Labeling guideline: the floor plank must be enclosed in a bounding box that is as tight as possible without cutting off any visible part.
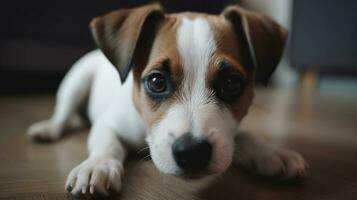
[0,88,356,199]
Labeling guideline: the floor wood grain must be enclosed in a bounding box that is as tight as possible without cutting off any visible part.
[0,88,356,199]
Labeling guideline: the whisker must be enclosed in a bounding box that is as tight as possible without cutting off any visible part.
[137,153,152,165]
[137,146,149,154]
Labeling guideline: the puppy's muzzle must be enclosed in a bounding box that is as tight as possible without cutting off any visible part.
[172,134,212,173]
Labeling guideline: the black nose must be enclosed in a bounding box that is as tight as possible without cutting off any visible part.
[172,134,212,171]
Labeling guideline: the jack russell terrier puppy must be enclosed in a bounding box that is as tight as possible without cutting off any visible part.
[28,3,307,197]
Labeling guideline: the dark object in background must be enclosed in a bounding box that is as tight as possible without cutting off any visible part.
[0,0,231,93]
[291,0,357,76]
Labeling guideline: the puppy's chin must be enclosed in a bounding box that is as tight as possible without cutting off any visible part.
[175,170,219,180]
[177,173,220,190]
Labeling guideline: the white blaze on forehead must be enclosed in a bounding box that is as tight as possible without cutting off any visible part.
[176,17,217,127]
[177,17,216,74]
[177,17,216,87]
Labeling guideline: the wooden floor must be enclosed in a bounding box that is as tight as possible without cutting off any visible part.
[1,87,357,200]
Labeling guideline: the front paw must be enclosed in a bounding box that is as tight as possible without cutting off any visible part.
[65,157,124,197]
[236,147,308,179]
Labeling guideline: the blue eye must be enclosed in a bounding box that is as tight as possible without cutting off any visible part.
[147,72,167,93]
[143,70,174,101]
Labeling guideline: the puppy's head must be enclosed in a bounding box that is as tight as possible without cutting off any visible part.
[90,3,287,177]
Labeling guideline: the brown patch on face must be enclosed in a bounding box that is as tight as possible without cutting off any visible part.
[229,83,254,121]
[132,15,185,129]
[206,15,252,81]
[202,15,254,122]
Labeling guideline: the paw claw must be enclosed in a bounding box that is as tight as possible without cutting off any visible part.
[65,158,123,197]
[90,185,94,194]
[82,185,87,194]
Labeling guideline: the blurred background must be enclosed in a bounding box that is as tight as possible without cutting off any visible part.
[1,0,357,93]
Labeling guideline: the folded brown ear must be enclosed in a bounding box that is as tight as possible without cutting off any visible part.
[90,3,164,83]
[221,5,287,85]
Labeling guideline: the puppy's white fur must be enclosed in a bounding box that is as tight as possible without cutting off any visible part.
[28,16,307,197]
[29,50,145,195]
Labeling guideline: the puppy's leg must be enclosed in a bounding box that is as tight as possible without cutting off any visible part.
[65,118,126,197]
[27,59,95,141]
[234,132,308,179]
